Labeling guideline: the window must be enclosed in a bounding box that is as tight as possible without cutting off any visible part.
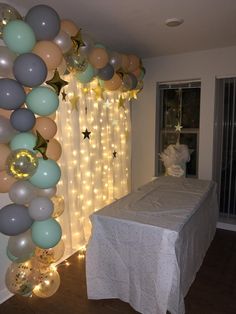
[156,81,201,177]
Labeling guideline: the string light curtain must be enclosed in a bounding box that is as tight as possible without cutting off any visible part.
[55,77,131,256]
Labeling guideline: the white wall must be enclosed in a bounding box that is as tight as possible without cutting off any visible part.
[0,194,13,302]
[0,1,27,304]
[131,45,236,190]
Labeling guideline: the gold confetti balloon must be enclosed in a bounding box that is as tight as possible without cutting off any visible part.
[0,3,22,38]
[6,149,38,180]
[34,240,65,266]
[5,260,40,296]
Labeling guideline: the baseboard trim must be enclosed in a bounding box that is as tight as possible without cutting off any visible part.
[217,222,236,232]
[0,288,12,304]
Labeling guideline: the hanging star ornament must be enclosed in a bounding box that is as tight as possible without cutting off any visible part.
[46,69,68,95]
[128,90,138,100]
[82,128,91,139]
[33,130,49,160]
[69,94,79,111]
[62,89,67,101]
[112,151,117,159]
[71,30,85,53]
[118,96,126,110]
[175,122,183,132]
[92,85,104,100]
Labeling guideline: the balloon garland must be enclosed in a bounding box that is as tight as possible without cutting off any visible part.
[0,3,145,298]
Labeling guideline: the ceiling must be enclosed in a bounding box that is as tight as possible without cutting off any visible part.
[10,0,236,58]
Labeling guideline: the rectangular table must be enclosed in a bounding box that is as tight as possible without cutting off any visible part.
[86,177,218,314]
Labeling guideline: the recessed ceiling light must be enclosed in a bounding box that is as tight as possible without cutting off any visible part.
[165,18,184,27]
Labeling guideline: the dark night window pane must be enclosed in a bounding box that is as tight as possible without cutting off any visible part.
[157,82,200,178]
[182,88,200,128]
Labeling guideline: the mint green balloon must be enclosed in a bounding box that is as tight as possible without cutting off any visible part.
[29,158,61,189]
[7,248,33,263]
[31,218,62,249]
[76,63,95,84]
[3,20,36,54]
[26,87,59,116]
[10,132,36,152]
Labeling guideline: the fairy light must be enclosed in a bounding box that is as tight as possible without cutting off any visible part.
[55,76,131,253]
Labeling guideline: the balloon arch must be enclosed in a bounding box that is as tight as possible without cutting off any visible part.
[0,3,145,298]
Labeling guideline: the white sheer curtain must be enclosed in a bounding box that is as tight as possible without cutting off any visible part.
[55,77,131,257]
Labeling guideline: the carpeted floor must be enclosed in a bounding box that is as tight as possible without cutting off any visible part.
[0,228,236,314]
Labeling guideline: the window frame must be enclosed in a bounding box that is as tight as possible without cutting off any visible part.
[155,81,201,178]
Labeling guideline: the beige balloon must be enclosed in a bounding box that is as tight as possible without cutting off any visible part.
[0,108,12,119]
[0,170,17,193]
[121,54,129,71]
[132,67,141,78]
[0,144,11,171]
[104,73,122,91]
[46,139,62,161]
[46,58,67,81]
[61,19,78,36]
[33,117,57,140]
[33,41,63,71]
[127,54,140,72]
[88,47,109,69]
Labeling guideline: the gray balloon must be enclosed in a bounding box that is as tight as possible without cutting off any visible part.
[0,204,33,236]
[7,229,35,258]
[13,53,47,87]
[9,181,37,205]
[0,78,26,110]
[0,46,16,78]
[36,186,57,198]
[98,64,114,81]
[25,5,60,41]
[109,51,122,71]
[10,108,36,132]
[28,196,54,221]
[54,30,72,54]
[0,115,16,143]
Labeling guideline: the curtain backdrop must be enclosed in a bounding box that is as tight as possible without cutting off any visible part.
[55,77,131,257]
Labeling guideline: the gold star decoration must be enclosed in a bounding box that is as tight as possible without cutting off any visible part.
[175,122,183,132]
[128,90,138,100]
[62,89,67,101]
[92,85,104,100]
[112,151,117,159]
[46,69,68,95]
[33,130,49,160]
[118,96,125,110]
[82,128,91,139]
[71,30,85,53]
[69,94,79,111]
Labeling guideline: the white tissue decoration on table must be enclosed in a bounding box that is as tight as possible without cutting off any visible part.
[160,142,190,177]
